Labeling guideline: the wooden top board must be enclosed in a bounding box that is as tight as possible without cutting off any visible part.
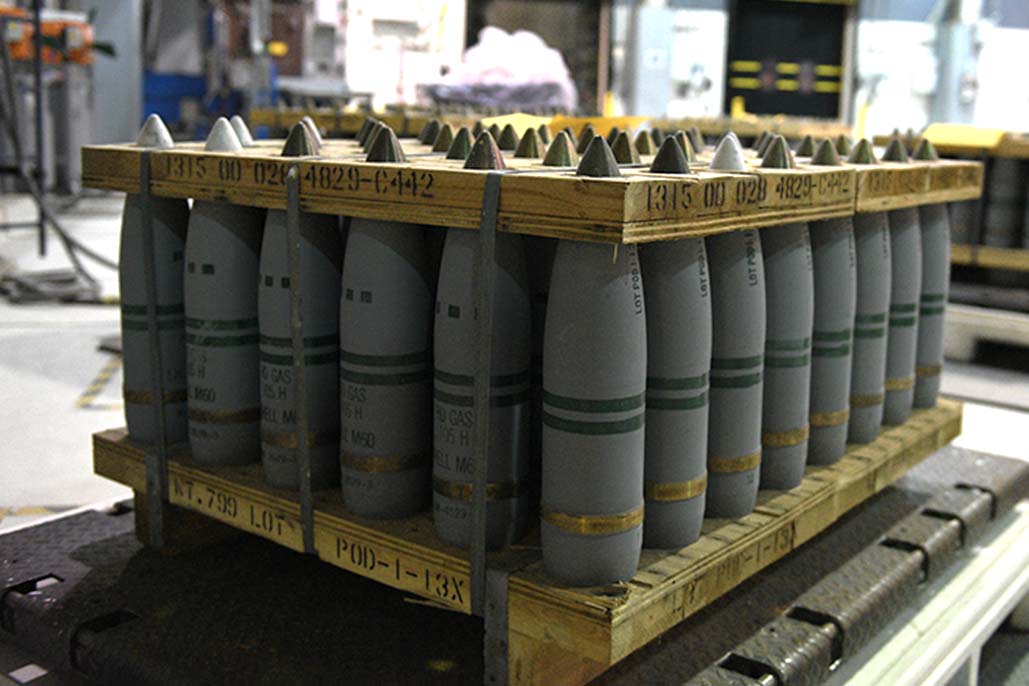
[873,125,1029,159]
[93,399,961,686]
[80,138,981,244]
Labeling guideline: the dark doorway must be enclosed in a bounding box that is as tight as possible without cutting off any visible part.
[724,0,846,117]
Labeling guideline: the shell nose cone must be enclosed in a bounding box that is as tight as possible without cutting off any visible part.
[230,115,255,147]
[810,138,842,166]
[463,131,507,170]
[649,136,690,174]
[708,134,748,172]
[760,135,794,169]
[205,117,243,153]
[136,113,175,149]
[366,126,407,163]
[576,137,621,178]
[281,122,318,157]
[847,138,878,165]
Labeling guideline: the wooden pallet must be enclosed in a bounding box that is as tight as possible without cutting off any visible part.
[657,115,852,141]
[873,128,1029,159]
[248,107,445,138]
[93,398,962,686]
[951,244,1029,272]
[80,140,980,243]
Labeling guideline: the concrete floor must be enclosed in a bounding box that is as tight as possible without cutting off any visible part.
[0,192,1026,532]
[0,193,128,530]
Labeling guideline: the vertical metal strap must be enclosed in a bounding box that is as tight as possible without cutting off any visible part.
[286,165,315,554]
[470,171,503,616]
[484,567,511,685]
[139,151,169,548]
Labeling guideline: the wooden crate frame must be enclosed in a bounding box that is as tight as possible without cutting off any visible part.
[81,141,981,243]
[93,399,962,686]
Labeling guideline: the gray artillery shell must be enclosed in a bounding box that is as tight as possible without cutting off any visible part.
[541,241,645,585]
[705,230,765,518]
[526,236,557,499]
[759,223,813,488]
[259,210,343,489]
[948,200,976,245]
[884,208,922,425]
[848,212,892,443]
[983,158,1027,247]
[433,228,531,549]
[183,201,263,464]
[120,194,190,444]
[639,238,710,548]
[339,219,433,518]
[808,217,857,464]
[914,204,950,407]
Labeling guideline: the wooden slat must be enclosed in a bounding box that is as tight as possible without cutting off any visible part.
[951,244,1029,273]
[93,430,475,613]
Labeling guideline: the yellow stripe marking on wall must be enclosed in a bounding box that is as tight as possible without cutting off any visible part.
[730,60,762,73]
[776,79,799,91]
[816,64,843,77]
[815,80,842,93]
[776,62,800,74]
[729,77,761,90]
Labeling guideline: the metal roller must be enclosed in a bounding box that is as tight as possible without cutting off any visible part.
[183,118,263,465]
[120,114,190,445]
[433,132,531,549]
[807,140,856,465]
[639,136,710,547]
[758,136,813,489]
[705,135,765,517]
[913,140,949,408]
[542,138,645,584]
[259,123,343,488]
[845,142,892,444]
[340,129,434,518]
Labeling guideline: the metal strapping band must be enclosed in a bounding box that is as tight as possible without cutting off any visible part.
[541,505,644,536]
[916,364,942,378]
[850,392,885,407]
[188,407,262,424]
[285,165,315,555]
[885,375,915,391]
[709,451,761,474]
[644,474,707,502]
[470,169,505,617]
[139,149,170,549]
[762,426,810,447]
[810,408,850,427]
[123,388,188,405]
[433,476,528,502]
[261,429,339,449]
[341,451,427,473]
